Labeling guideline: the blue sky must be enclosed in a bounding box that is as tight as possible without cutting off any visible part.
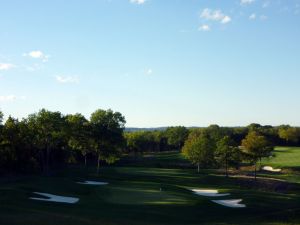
[0,0,300,127]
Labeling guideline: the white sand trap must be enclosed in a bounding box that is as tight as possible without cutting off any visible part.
[30,192,79,204]
[192,189,230,197]
[77,181,108,185]
[262,166,282,172]
[212,199,246,208]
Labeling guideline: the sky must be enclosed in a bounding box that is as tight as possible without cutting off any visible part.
[0,0,300,127]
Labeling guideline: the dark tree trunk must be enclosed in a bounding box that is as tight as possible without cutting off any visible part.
[254,163,257,181]
[259,157,262,169]
[39,150,45,173]
[44,145,50,176]
[84,154,87,166]
[97,153,100,174]
[225,158,228,178]
[197,163,200,173]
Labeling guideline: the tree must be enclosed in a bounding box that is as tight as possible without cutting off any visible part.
[90,109,126,174]
[215,136,241,177]
[27,109,66,175]
[165,126,189,150]
[206,124,225,142]
[278,126,299,144]
[0,116,20,171]
[241,131,273,180]
[66,114,92,166]
[125,131,146,156]
[182,130,215,172]
[0,111,3,124]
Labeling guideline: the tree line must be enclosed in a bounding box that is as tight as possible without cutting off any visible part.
[181,123,300,179]
[0,109,299,177]
[0,109,125,175]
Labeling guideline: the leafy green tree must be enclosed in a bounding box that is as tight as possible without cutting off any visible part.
[182,130,215,172]
[0,116,20,171]
[278,126,299,143]
[215,136,241,177]
[27,109,66,175]
[0,111,3,124]
[241,131,273,180]
[206,124,225,142]
[247,123,262,132]
[66,113,92,166]
[165,126,189,150]
[90,109,126,174]
[125,131,145,156]
[0,115,38,172]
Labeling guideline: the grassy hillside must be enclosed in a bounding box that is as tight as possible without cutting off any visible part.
[262,147,300,169]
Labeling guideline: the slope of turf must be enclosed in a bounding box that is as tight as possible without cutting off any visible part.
[262,147,300,169]
[0,165,300,225]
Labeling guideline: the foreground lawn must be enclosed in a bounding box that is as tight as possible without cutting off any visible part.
[0,166,300,225]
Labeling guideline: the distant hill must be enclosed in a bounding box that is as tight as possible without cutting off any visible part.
[125,127,168,132]
[125,126,201,132]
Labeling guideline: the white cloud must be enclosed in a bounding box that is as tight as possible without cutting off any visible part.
[0,95,26,102]
[221,16,231,24]
[200,8,232,24]
[260,15,268,20]
[55,75,79,84]
[249,13,256,20]
[23,50,50,62]
[198,24,211,31]
[25,63,43,72]
[262,1,270,8]
[145,69,153,75]
[0,63,15,71]
[240,0,255,5]
[130,0,146,4]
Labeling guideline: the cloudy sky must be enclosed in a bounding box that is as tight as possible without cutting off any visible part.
[1,0,300,127]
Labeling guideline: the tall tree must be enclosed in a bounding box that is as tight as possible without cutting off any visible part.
[182,130,215,172]
[0,111,3,124]
[278,126,299,144]
[66,113,92,166]
[241,131,273,180]
[27,109,66,175]
[215,136,241,177]
[90,109,126,174]
[1,116,20,171]
[165,126,189,150]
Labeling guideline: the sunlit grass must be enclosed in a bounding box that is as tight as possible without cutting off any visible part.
[262,147,300,168]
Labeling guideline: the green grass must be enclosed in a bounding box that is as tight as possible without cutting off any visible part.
[1,166,300,225]
[119,151,191,168]
[1,147,300,225]
[262,146,300,169]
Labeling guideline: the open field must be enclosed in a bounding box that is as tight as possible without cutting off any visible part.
[262,147,300,169]
[258,147,300,184]
[1,149,300,225]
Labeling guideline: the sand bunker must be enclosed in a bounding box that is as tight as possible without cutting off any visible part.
[262,166,282,172]
[77,181,108,185]
[30,192,79,204]
[192,189,230,197]
[212,199,246,208]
